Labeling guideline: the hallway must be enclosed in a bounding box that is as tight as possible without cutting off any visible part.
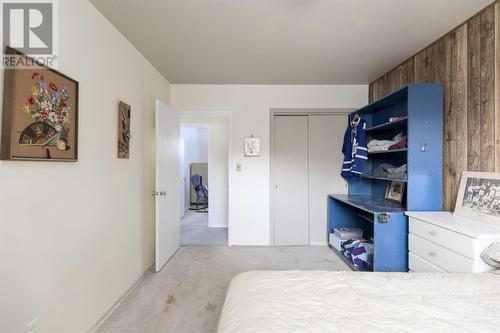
[181,211,228,246]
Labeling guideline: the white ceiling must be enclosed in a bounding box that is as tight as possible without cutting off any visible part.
[90,0,492,84]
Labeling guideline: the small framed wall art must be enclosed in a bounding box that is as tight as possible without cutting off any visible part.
[1,47,79,161]
[244,136,260,157]
[385,181,405,204]
[454,171,500,226]
[118,101,131,159]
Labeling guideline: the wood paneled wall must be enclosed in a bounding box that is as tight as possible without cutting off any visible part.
[369,2,500,211]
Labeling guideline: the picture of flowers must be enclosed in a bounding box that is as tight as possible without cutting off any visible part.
[1,48,79,161]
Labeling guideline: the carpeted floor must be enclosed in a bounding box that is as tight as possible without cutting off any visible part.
[181,212,228,246]
[97,246,350,333]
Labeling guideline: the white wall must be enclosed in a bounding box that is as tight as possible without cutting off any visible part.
[171,85,368,245]
[181,115,230,228]
[0,1,171,332]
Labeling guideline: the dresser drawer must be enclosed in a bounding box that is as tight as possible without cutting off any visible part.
[409,217,475,258]
[409,234,475,272]
[409,252,446,273]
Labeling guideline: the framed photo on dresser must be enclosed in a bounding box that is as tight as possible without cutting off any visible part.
[455,171,500,226]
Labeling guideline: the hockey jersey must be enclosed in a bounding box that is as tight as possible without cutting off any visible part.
[341,118,368,182]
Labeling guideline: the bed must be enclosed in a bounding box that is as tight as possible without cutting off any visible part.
[217,270,500,333]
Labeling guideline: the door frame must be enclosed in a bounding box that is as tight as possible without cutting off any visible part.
[178,110,233,241]
[269,108,353,246]
[180,122,211,221]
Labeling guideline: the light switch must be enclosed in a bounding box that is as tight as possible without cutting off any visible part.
[236,163,242,172]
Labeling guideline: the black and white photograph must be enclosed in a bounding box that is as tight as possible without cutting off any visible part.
[461,178,500,215]
[455,171,500,225]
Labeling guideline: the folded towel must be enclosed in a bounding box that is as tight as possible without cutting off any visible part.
[387,164,407,174]
[389,138,407,150]
[373,163,395,178]
[368,133,406,152]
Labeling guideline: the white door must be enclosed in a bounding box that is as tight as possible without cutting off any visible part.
[308,115,348,245]
[273,116,309,245]
[155,99,180,272]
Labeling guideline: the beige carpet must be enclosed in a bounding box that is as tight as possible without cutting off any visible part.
[181,212,228,246]
[97,246,350,333]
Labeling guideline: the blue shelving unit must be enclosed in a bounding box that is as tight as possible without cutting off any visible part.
[328,84,443,272]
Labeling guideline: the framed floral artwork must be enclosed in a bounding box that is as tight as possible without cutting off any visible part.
[244,136,260,157]
[1,47,79,161]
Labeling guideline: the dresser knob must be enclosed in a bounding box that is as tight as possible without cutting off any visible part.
[429,230,438,236]
[429,251,438,257]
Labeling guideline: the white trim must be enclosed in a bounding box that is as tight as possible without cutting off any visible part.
[357,155,368,160]
[89,263,155,332]
[310,241,328,246]
[357,146,368,151]
[351,170,362,174]
[179,110,232,242]
[209,224,229,229]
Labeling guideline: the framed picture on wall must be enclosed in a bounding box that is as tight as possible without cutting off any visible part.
[454,171,500,226]
[385,181,405,204]
[1,47,79,161]
[244,136,260,157]
[117,101,131,159]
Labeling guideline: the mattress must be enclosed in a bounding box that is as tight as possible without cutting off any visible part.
[217,270,500,333]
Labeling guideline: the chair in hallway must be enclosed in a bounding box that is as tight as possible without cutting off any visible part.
[190,174,208,213]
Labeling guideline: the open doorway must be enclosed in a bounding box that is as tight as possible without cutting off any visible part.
[180,115,229,246]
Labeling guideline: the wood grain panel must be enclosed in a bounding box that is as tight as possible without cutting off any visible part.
[452,25,469,211]
[496,3,500,172]
[467,14,481,172]
[368,2,497,210]
[415,43,438,83]
[442,31,457,211]
[480,7,496,172]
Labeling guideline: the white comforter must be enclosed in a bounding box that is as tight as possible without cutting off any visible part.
[217,270,500,333]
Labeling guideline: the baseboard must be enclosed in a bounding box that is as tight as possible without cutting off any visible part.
[209,224,228,228]
[310,241,328,246]
[88,262,154,332]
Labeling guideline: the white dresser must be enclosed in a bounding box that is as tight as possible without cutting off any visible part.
[406,211,500,273]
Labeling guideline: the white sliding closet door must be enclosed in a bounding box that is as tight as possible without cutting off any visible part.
[308,115,348,245]
[273,116,309,245]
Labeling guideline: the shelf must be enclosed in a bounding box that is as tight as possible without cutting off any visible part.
[354,212,375,223]
[329,194,405,213]
[361,175,408,183]
[368,148,408,155]
[366,116,408,133]
[329,246,372,272]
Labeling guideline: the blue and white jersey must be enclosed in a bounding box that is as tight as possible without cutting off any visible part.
[341,118,368,182]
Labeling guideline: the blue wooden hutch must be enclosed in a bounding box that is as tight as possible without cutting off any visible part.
[328,84,443,272]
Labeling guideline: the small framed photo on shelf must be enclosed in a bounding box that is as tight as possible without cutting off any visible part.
[244,136,260,157]
[385,181,405,203]
[454,171,500,226]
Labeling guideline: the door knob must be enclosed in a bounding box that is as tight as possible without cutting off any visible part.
[159,191,167,196]
[152,191,159,196]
